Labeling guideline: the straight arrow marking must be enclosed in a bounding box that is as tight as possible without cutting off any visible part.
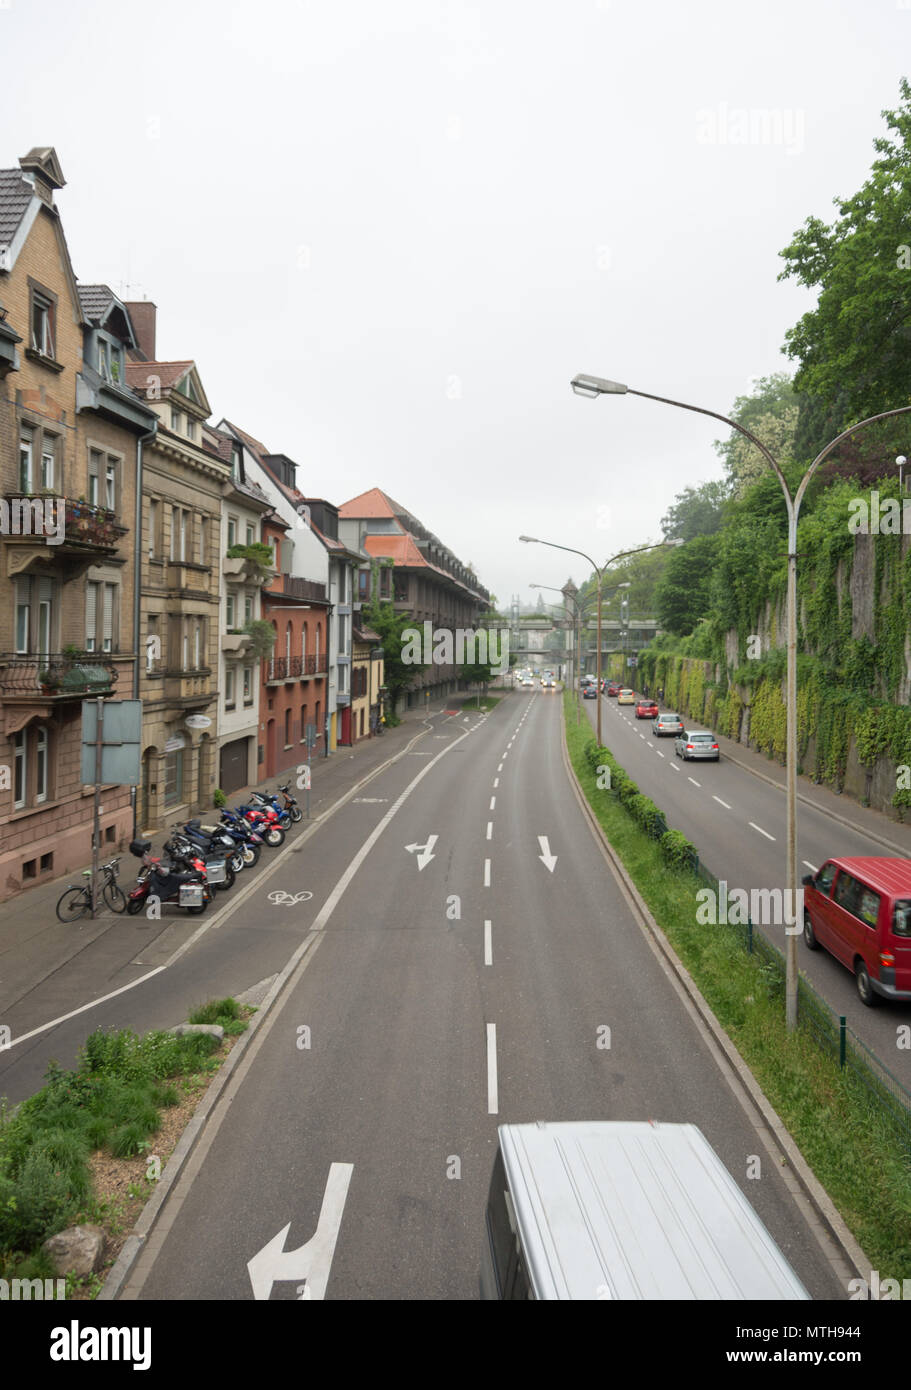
[537,836,557,873]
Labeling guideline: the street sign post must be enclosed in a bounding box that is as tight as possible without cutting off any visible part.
[81,700,142,917]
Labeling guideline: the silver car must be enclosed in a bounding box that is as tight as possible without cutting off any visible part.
[675,730,720,761]
[652,713,684,737]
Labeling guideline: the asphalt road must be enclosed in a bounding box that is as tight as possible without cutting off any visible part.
[584,691,911,1077]
[116,691,846,1300]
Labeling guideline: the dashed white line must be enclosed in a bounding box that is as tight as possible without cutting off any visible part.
[687,777,701,787]
[486,822,493,840]
[670,764,680,772]
[487,1023,498,1113]
[484,858,491,887]
[484,920,492,966]
[497,763,503,772]
[712,796,731,810]
[749,822,776,842]
[489,796,496,810]
[803,860,818,874]
[656,751,665,759]
[493,778,499,788]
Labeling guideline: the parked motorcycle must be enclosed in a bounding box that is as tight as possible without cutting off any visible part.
[275,783,304,823]
[179,821,243,879]
[166,831,235,892]
[248,790,292,829]
[218,809,265,863]
[233,802,286,847]
[125,840,211,915]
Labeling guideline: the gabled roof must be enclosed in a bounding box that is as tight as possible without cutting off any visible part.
[0,167,33,251]
[339,487,412,523]
[125,359,194,393]
[77,284,137,347]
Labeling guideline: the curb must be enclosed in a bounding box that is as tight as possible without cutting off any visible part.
[562,710,875,1292]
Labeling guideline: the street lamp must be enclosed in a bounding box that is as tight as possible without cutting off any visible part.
[521,535,670,744]
[572,370,911,1031]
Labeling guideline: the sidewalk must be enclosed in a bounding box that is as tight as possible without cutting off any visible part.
[0,694,479,1013]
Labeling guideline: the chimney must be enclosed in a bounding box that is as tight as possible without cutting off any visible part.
[125,300,157,361]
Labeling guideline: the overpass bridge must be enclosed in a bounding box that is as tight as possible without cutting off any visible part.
[501,616,661,674]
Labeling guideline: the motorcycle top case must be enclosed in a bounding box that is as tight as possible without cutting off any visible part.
[129,839,152,858]
[178,882,205,907]
[204,858,227,884]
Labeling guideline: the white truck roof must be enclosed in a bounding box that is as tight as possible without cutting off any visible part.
[498,1120,810,1300]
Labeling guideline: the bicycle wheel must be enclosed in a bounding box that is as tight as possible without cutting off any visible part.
[102,880,128,913]
[56,886,90,922]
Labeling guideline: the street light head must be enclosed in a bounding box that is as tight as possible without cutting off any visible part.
[664,537,685,547]
[518,535,537,544]
[571,373,629,398]
[897,456,907,467]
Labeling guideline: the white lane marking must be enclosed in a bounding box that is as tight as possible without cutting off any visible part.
[486,822,493,840]
[489,796,496,810]
[537,835,557,872]
[487,1023,498,1114]
[803,860,818,874]
[405,835,437,870]
[712,796,731,810]
[687,777,701,787]
[670,763,680,772]
[353,797,388,803]
[484,920,492,966]
[2,966,167,1049]
[749,821,776,841]
[639,733,645,739]
[247,1161,354,1301]
[484,858,491,887]
[497,763,503,772]
[656,751,665,759]
[493,778,499,788]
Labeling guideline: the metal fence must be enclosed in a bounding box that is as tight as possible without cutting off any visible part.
[694,858,911,1152]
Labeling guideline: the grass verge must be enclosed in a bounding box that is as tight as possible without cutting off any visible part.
[563,690,911,1281]
[0,998,252,1296]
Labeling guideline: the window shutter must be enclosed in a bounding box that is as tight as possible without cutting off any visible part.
[86,582,97,649]
[102,583,114,650]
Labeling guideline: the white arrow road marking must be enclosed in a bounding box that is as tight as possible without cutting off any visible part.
[405,834,438,870]
[537,836,557,873]
[749,822,776,841]
[247,1162,354,1301]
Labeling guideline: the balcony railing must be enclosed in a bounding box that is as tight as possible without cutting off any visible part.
[0,651,118,698]
[1,494,127,550]
[266,653,327,683]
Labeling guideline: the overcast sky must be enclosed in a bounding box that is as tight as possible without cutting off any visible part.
[2,0,906,607]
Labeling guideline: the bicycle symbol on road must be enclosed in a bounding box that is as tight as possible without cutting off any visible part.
[267,890,314,906]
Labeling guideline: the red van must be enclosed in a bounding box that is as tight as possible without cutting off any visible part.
[801,857,911,1007]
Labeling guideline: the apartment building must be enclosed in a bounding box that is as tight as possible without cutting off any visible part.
[338,488,490,710]
[125,307,230,829]
[0,149,157,898]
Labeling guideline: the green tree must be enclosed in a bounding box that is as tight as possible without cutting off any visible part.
[778,78,911,450]
[712,373,799,497]
[459,659,498,707]
[661,480,731,541]
[362,599,429,708]
[654,535,720,636]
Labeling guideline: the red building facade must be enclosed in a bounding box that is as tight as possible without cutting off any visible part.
[258,514,330,779]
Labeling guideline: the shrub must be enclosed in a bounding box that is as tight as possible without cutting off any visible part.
[660,828,699,873]
[188,997,241,1025]
[213,788,227,809]
[627,793,668,839]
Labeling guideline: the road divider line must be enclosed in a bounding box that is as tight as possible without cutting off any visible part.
[486,822,493,840]
[487,1023,498,1114]
[493,777,499,788]
[687,777,701,787]
[489,796,496,810]
[484,920,492,966]
[749,821,776,841]
[803,860,818,873]
[484,858,491,887]
[713,796,732,810]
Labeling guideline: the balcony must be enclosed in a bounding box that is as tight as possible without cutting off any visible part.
[264,575,327,604]
[221,630,254,654]
[265,653,328,685]
[2,495,128,577]
[0,651,118,704]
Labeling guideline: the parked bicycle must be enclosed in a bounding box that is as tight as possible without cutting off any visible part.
[55,857,126,921]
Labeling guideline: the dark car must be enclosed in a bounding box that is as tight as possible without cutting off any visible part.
[635,700,659,720]
[583,685,597,699]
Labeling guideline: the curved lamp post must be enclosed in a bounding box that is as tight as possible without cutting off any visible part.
[520,534,673,744]
[572,371,911,1030]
